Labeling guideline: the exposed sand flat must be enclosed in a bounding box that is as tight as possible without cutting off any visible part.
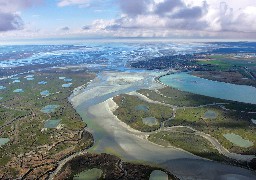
[70,71,256,180]
[87,99,198,162]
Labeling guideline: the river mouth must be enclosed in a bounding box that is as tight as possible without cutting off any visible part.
[159,72,256,104]
[71,71,256,179]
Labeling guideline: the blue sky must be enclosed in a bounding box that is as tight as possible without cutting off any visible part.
[0,0,256,40]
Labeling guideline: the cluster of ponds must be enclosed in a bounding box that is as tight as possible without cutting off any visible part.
[160,73,256,148]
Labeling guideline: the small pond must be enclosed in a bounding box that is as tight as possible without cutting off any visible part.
[41,105,59,113]
[0,97,3,100]
[44,119,61,128]
[73,168,103,180]
[59,77,66,80]
[204,110,217,119]
[25,75,34,78]
[26,78,34,81]
[38,81,47,85]
[135,105,149,112]
[0,138,10,146]
[13,89,24,93]
[62,83,72,88]
[64,78,72,82]
[12,80,20,83]
[251,119,256,125]
[149,170,168,180]
[142,117,159,126]
[0,86,6,90]
[40,90,50,96]
[11,77,19,80]
[223,133,253,148]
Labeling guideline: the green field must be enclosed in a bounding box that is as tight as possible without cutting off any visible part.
[148,129,230,162]
[113,94,173,132]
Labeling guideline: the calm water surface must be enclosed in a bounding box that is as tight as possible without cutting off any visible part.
[160,72,256,104]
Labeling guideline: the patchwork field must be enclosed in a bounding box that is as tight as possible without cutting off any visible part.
[0,67,95,179]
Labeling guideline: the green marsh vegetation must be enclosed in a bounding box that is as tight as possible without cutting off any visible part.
[0,68,95,178]
[113,94,173,132]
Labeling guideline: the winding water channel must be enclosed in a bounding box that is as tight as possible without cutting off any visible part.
[70,71,256,180]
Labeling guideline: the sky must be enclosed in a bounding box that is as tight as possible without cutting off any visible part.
[0,0,256,40]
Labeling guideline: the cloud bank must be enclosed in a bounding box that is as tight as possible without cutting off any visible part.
[82,0,256,38]
[0,0,42,32]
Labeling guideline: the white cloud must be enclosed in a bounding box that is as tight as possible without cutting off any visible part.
[57,0,90,7]
[82,0,256,39]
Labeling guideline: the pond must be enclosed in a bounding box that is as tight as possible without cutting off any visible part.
[0,138,10,146]
[0,97,3,100]
[25,75,34,78]
[12,80,20,83]
[59,77,66,80]
[160,72,256,104]
[64,78,72,82]
[0,86,6,90]
[26,78,34,81]
[41,105,59,113]
[149,170,168,180]
[135,105,149,112]
[13,89,24,93]
[62,83,72,88]
[204,110,217,119]
[223,133,253,148]
[44,119,61,128]
[40,90,50,96]
[38,81,47,85]
[142,117,159,126]
[73,168,103,180]
[251,119,256,125]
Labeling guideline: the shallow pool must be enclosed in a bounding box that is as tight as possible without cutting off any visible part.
[73,168,103,180]
[142,117,159,126]
[44,119,61,128]
[0,138,10,146]
[41,105,59,113]
[64,78,72,82]
[62,83,72,88]
[38,81,47,85]
[13,89,24,93]
[12,80,20,83]
[223,133,253,148]
[0,86,6,90]
[40,90,50,96]
[135,105,149,112]
[204,110,217,119]
[149,170,168,180]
